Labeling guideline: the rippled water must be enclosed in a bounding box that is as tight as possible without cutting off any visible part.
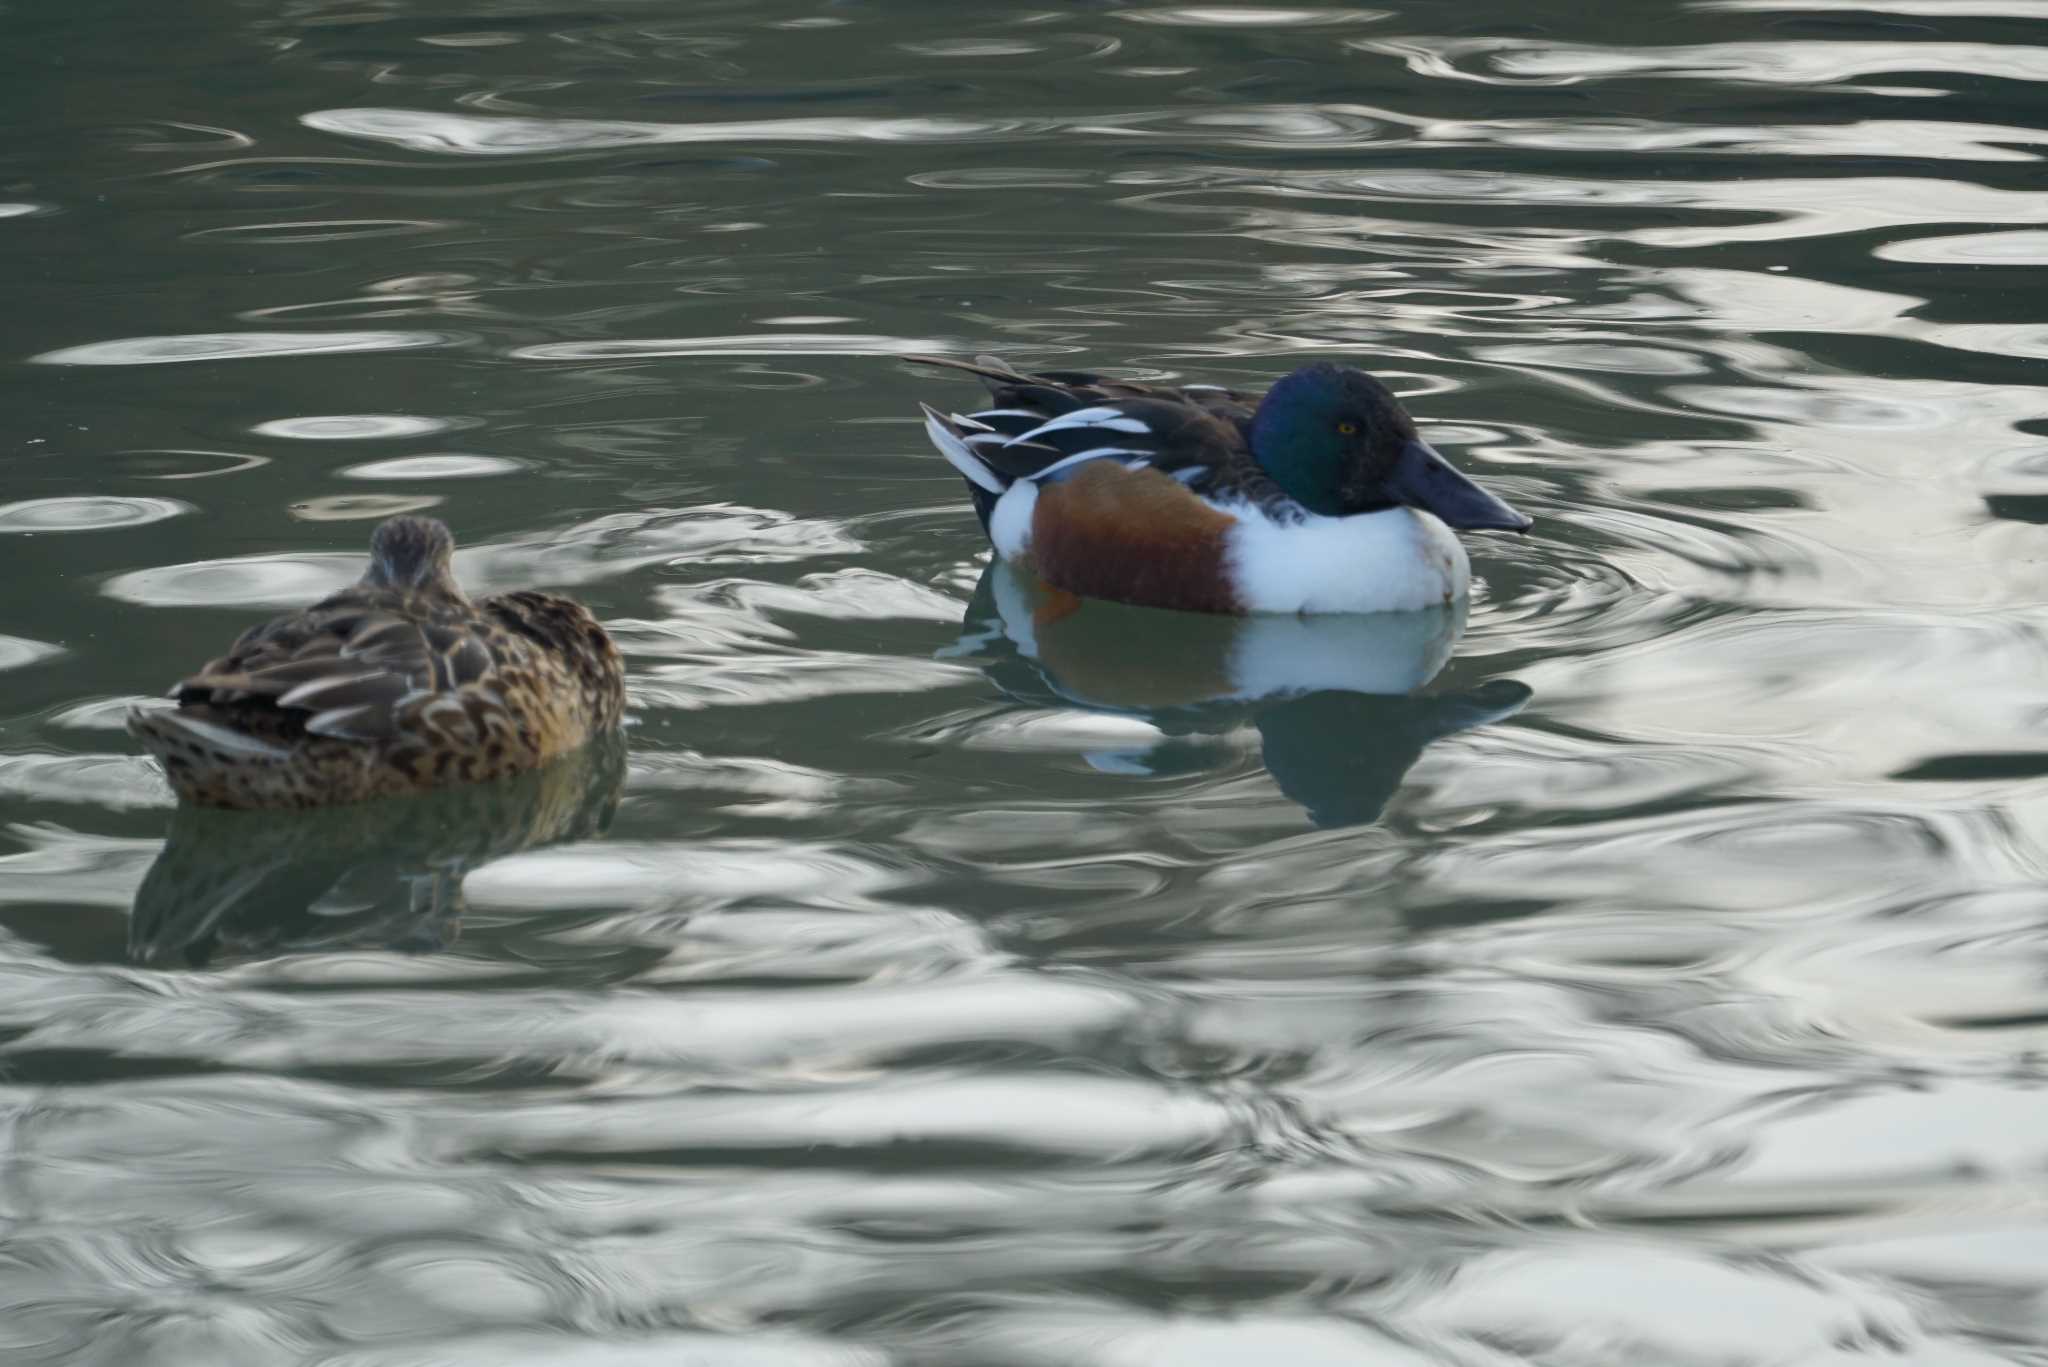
[6,0,2048,1362]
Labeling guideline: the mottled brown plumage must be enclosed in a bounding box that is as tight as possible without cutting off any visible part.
[129,516,626,810]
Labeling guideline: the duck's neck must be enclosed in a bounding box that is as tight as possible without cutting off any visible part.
[1248,414,1349,516]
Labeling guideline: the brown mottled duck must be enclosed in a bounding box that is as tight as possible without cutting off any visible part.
[129,515,626,809]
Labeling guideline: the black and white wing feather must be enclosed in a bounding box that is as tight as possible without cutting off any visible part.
[910,354,1256,525]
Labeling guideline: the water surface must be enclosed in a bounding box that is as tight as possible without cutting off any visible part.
[5,0,2048,1362]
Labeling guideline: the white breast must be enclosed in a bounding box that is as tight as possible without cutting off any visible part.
[1223,505,1470,615]
[988,481,1039,562]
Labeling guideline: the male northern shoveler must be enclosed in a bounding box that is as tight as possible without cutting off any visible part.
[129,515,626,810]
[912,354,1532,615]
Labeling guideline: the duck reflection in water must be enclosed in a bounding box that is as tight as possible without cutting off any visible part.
[128,734,625,968]
[950,563,1530,828]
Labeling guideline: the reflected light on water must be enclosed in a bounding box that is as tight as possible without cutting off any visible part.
[5,0,2048,1362]
[30,330,463,365]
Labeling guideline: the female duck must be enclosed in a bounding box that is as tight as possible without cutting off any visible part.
[913,354,1531,615]
[129,515,625,810]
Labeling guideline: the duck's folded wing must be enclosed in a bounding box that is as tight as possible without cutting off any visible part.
[954,396,1250,491]
[173,604,494,743]
[909,355,1256,492]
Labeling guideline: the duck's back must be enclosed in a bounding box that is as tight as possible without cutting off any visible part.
[478,588,629,760]
[131,583,624,810]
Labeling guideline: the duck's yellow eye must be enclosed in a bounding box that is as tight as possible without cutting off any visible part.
[1336,420,1359,436]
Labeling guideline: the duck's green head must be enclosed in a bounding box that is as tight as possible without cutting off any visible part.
[1248,362,1531,532]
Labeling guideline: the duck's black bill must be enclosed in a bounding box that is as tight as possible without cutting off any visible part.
[1386,439,1532,533]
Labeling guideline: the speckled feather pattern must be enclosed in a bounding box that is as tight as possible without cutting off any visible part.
[129,519,625,810]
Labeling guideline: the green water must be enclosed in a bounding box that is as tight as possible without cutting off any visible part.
[5,0,2048,1362]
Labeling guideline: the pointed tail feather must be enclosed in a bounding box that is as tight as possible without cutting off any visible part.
[920,403,1008,494]
[901,353,1034,388]
[130,707,292,763]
